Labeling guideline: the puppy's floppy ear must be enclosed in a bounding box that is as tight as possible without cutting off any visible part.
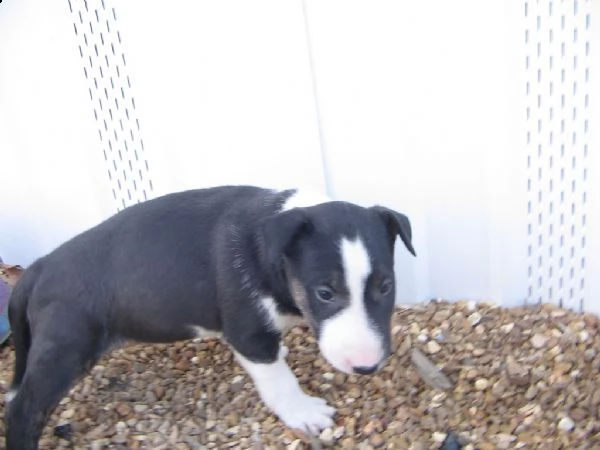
[258,208,311,270]
[370,206,417,257]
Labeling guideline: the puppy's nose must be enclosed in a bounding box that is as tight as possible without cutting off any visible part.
[352,365,378,375]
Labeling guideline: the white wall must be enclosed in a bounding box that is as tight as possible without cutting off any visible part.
[303,0,528,306]
[0,0,115,265]
[114,0,328,197]
[0,0,597,312]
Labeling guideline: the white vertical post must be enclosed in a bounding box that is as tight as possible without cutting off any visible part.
[586,0,600,315]
[525,0,593,312]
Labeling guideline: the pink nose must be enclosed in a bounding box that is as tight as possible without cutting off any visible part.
[349,353,381,369]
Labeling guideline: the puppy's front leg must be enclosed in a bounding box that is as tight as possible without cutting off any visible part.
[234,346,335,434]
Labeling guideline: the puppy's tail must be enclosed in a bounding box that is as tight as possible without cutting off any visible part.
[6,261,41,402]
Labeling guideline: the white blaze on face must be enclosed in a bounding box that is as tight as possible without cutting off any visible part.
[318,236,385,374]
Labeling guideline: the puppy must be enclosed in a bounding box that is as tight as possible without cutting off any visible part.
[4,185,416,449]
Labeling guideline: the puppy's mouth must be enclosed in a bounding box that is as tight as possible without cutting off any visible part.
[350,354,389,375]
[350,360,385,376]
[327,360,382,376]
[322,350,390,376]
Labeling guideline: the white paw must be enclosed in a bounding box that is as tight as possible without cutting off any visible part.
[276,392,335,435]
[233,348,334,435]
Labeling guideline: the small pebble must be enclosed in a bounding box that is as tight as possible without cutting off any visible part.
[341,437,355,449]
[468,312,482,326]
[474,378,490,391]
[60,408,75,420]
[432,431,447,443]
[319,427,333,444]
[332,426,345,439]
[472,348,485,357]
[578,330,590,342]
[134,404,148,413]
[288,440,303,450]
[530,333,548,348]
[426,340,442,354]
[369,433,385,447]
[116,402,132,417]
[557,416,575,432]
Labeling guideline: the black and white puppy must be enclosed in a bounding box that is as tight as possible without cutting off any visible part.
[4,185,416,450]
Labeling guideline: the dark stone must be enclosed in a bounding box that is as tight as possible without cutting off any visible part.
[54,422,73,441]
[440,431,463,450]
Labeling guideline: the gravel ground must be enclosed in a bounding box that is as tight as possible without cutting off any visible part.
[1,299,600,449]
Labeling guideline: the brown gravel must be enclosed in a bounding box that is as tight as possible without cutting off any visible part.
[1,299,600,449]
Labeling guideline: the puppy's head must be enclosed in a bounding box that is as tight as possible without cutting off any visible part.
[260,201,416,375]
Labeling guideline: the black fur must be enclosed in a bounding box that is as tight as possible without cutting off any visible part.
[4,185,415,449]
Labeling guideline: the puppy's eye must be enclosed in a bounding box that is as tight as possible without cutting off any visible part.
[380,279,393,296]
[315,287,334,302]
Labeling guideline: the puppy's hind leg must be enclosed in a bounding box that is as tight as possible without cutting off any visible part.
[4,308,107,450]
[6,262,41,402]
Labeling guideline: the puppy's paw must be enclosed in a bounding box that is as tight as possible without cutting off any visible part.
[277,393,335,435]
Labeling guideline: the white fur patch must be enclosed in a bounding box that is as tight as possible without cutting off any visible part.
[190,326,222,341]
[260,297,306,333]
[281,188,331,211]
[234,347,335,434]
[318,236,384,374]
[5,389,17,403]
